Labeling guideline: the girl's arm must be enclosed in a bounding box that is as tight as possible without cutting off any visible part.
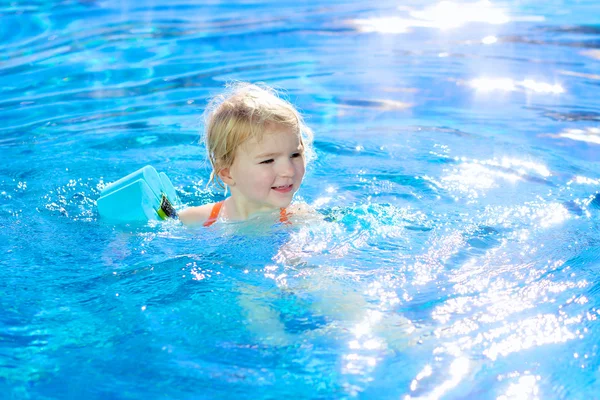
[178,203,214,227]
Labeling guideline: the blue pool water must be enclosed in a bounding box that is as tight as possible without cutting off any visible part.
[2,0,600,398]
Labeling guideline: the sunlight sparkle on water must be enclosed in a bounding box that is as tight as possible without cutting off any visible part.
[536,203,569,228]
[442,162,520,196]
[498,157,550,177]
[439,156,551,199]
[483,314,577,360]
[482,35,497,44]
[342,353,378,375]
[312,196,332,207]
[498,374,540,400]
[348,337,384,351]
[410,364,433,391]
[351,310,383,338]
[408,357,470,400]
[365,281,401,307]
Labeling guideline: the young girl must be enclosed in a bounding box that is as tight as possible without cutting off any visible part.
[179,82,313,227]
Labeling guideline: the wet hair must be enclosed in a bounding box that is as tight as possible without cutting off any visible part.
[203,82,313,188]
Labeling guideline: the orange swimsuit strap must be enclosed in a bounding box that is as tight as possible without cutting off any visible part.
[202,200,224,227]
[279,207,290,224]
[203,200,290,227]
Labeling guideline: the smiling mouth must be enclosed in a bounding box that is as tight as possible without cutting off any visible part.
[272,184,293,193]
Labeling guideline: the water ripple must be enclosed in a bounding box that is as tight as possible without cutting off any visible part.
[3,0,600,398]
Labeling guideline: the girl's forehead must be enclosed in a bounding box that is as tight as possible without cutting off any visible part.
[239,126,301,154]
[263,121,295,133]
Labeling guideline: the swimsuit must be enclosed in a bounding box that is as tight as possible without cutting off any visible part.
[202,201,290,227]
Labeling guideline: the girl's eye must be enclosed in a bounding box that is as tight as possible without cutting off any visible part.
[260,159,274,164]
[291,152,302,158]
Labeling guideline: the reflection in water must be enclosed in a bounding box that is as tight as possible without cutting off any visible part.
[409,0,510,29]
[521,79,565,94]
[470,78,564,93]
[3,0,600,397]
[351,1,511,33]
[559,70,600,81]
[550,127,600,145]
[351,17,413,34]
[336,97,413,110]
[581,49,600,60]
[470,77,516,92]
[570,176,600,186]
[350,1,544,34]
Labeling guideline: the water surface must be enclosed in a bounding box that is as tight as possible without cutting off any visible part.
[1,0,600,398]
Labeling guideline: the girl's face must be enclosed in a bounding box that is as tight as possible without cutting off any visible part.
[221,124,305,215]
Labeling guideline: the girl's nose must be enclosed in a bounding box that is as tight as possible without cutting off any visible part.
[278,159,295,177]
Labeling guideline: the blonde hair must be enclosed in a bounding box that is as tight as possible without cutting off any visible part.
[204,82,313,188]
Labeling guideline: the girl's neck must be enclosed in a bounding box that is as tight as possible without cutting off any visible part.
[222,196,281,221]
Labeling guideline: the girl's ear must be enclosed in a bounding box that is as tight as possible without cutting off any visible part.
[218,167,235,186]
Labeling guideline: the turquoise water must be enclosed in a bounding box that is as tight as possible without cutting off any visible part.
[2,0,600,398]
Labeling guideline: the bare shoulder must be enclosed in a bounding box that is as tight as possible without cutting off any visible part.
[178,203,215,227]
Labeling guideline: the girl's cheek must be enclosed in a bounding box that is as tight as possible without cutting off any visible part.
[257,170,273,181]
